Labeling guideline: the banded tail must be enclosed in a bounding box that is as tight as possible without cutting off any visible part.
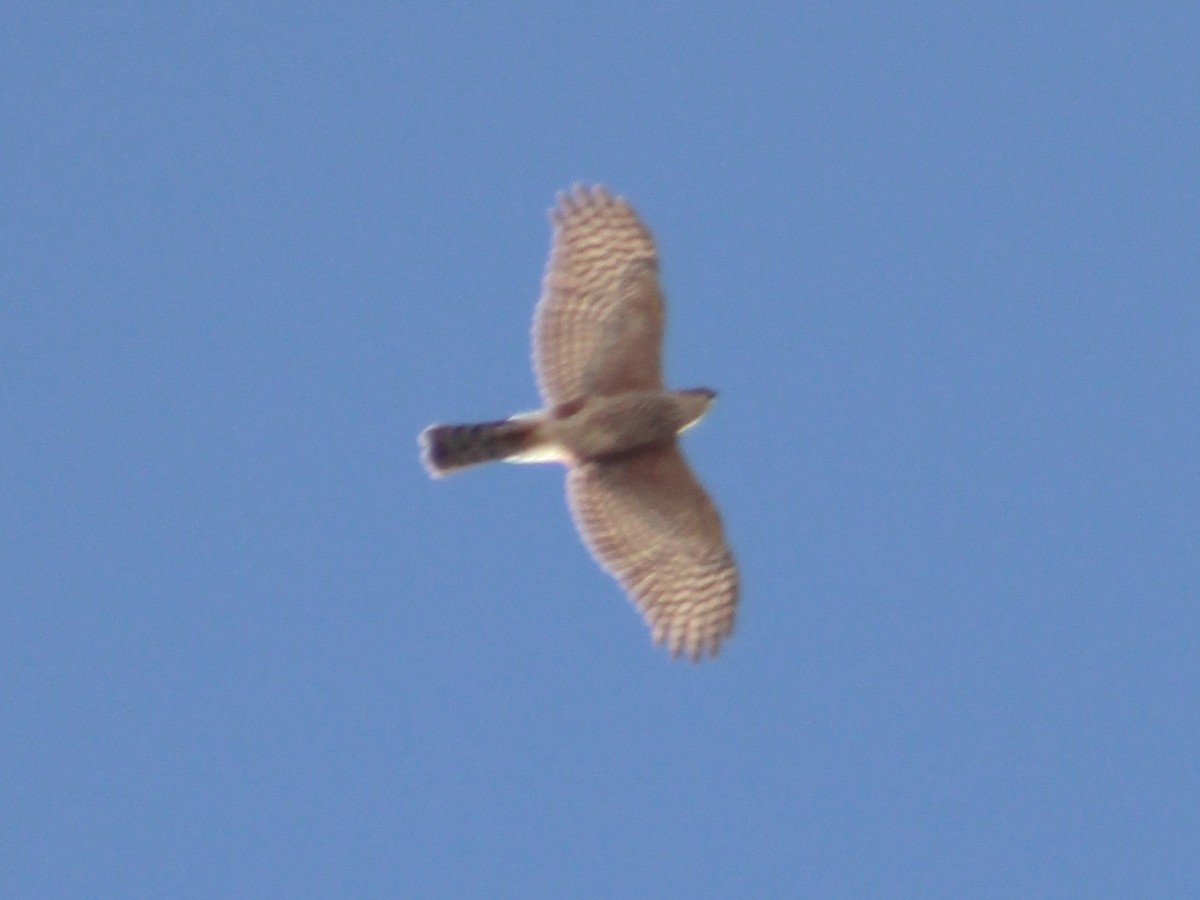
[419,417,542,477]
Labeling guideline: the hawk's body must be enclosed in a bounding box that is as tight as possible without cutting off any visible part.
[420,186,737,660]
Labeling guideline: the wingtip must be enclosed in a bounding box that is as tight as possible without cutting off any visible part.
[655,622,724,663]
[550,183,618,224]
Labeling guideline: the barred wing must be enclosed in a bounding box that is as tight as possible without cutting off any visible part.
[566,445,737,660]
[534,185,664,405]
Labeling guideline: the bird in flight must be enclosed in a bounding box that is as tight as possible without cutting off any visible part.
[420,186,737,660]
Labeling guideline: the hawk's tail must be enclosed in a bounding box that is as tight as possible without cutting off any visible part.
[419,418,542,477]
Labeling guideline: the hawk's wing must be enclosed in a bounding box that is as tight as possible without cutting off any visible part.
[533,185,665,405]
[566,445,738,660]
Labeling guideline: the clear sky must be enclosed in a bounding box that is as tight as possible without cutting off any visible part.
[4,4,1198,897]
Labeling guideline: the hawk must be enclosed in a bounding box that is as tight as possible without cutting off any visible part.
[420,185,737,660]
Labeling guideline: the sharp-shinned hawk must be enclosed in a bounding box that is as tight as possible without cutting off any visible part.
[420,186,737,660]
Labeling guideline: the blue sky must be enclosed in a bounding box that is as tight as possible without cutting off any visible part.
[3,3,1198,896]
